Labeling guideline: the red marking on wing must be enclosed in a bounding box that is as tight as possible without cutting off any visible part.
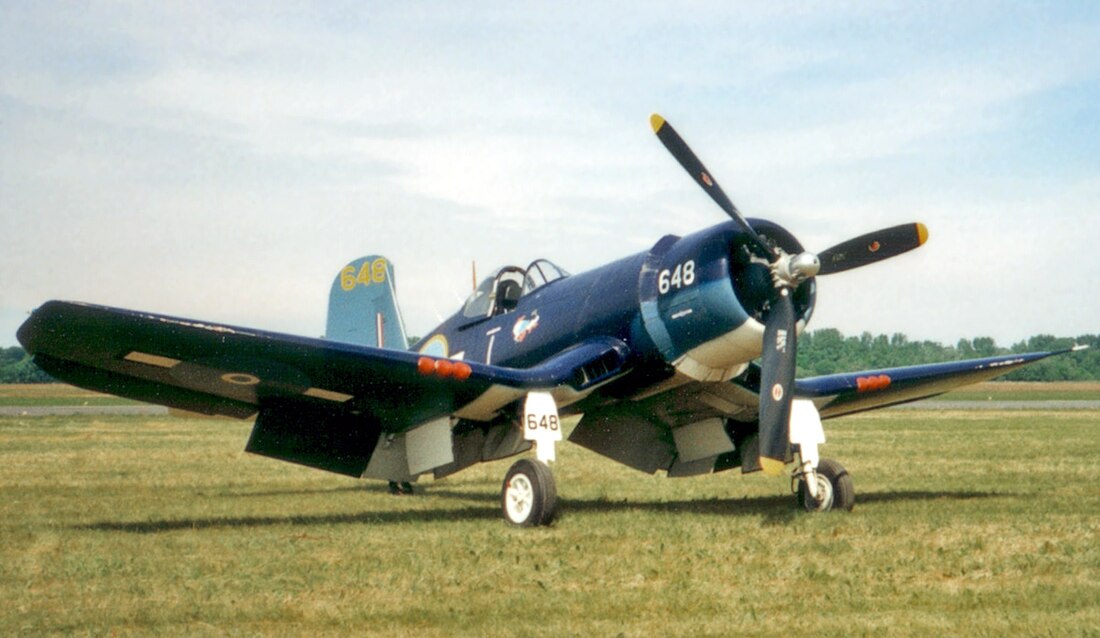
[417,356,472,382]
[868,241,881,253]
[701,172,713,187]
[856,374,891,392]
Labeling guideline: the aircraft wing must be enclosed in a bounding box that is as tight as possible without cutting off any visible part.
[793,348,1085,418]
[16,301,630,475]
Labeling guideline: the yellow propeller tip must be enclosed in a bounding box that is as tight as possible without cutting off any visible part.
[649,113,666,133]
[916,223,929,245]
[760,457,787,477]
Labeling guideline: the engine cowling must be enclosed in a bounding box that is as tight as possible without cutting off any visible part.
[638,220,815,381]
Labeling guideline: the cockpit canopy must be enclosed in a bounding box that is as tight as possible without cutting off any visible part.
[462,259,569,318]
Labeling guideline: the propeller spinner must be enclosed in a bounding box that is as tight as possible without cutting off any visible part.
[651,113,928,475]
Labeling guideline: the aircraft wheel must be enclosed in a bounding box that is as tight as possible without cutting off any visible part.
[501,458,558,527]
[797,458,854,512]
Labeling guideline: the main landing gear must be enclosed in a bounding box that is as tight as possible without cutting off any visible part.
[501,392,561,527]
[795,457,854,512]
[501,458,558,526]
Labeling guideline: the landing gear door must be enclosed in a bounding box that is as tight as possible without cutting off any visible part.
[790,398,825,469]
[523,391,562,463]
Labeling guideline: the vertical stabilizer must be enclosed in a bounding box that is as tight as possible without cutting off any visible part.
[326,255,409,349]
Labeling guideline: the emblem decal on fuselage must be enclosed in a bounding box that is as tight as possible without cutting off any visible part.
[512,311,540,343]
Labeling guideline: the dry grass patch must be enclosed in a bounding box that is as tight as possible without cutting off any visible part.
[0,384,140,406]
[939,381,1100,401]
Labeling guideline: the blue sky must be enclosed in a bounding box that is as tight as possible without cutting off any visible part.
[2,2,1098,348]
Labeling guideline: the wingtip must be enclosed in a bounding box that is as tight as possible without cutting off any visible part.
[649,113,666,133]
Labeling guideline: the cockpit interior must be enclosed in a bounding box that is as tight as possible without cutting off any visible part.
[462,259,569,318]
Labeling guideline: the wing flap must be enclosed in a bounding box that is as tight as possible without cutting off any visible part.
[247,399,384,476]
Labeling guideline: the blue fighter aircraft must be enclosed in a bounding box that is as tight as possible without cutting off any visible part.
[17,115,1085,526]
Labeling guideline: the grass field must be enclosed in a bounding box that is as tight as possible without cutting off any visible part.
[937,381,1100,402]
[2,403,1098,635]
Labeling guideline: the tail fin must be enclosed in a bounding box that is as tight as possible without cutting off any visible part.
[326,255,409,349]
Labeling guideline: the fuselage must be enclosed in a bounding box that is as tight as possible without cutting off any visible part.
[414,220,816,405]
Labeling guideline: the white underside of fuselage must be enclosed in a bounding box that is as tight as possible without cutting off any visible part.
[672,317,766,382]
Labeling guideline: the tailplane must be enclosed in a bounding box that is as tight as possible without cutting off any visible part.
[326,255,409,349]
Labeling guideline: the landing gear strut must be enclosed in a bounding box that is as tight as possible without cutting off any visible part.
[501,458,558,526]
[501,392,561,526]
[796,458,854,512]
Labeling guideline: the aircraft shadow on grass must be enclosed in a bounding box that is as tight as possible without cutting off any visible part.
[208,485,373,499]
[207,484,503,500]
[74,489,1009,534]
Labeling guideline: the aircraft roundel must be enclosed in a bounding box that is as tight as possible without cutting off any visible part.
[419,335,449,357]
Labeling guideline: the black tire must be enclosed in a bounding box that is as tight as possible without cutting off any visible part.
[797,458,854,512]
[501,458,558,527]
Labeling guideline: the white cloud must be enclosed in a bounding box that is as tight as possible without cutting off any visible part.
[2,2,1099,349]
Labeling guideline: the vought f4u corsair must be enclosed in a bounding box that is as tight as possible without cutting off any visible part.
[18,115,1085,526]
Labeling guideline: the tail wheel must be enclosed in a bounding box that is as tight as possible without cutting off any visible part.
[501,458,558,527]
[797,458,854,512]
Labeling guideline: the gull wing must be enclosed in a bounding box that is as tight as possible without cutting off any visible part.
[17,300,630,476]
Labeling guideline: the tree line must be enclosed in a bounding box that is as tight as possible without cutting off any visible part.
[797,331,1099,381]
[2,332,1097,384]
[0,347,54,383]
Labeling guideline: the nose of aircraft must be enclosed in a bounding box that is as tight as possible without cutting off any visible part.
[651,113,929,476]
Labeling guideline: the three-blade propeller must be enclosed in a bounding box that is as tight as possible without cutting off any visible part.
[651,113,928,475]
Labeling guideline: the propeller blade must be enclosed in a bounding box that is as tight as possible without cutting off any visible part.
[758,288,797,476]
[818,223,929,275]
[650,114,775,259]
